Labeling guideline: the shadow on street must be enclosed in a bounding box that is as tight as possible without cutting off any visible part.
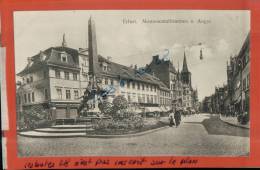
[184,115,249,137]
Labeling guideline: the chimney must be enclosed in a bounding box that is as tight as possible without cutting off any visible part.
[62,33,67,47]
[27,57,32,65]
[134,64,138,70]
[153,55,159,62]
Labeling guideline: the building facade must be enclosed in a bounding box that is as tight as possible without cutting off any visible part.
[16,38,90,119]
[16,17,172,120]
[201,32,250,115]
[146,51,198,111]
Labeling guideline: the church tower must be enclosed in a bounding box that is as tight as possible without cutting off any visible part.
[88,16,99,76]
[181,52,192,87]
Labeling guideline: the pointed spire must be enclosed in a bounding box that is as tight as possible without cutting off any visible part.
[182,51,189,73]
[62,33,67,47]
[200,48,203,60]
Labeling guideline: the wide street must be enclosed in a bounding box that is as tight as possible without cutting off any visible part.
[18,113,249,157]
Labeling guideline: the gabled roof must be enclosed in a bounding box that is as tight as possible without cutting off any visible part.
[97,55,170,91]
[146,56,177,74]
[17,46,80,76]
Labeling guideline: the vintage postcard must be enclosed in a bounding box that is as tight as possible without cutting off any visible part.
[1,0,260,169]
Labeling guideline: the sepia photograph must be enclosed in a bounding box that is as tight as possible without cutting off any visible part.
[14,10,250,157]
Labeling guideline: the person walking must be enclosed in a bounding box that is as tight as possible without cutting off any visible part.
[174,108,182,127]
[169,112,175,127]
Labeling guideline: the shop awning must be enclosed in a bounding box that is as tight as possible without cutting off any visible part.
[144,107,161,112]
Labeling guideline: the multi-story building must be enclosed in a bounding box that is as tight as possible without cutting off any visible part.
[16,17,171,120]
[201,96,212,113]
[226,32,250,114]
[203,32,250,116]
[145,51,198,111]
[16,35,89,119]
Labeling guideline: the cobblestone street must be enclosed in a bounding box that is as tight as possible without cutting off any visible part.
[18,114,249,157]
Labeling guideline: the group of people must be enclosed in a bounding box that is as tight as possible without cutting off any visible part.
[168,108,182,128]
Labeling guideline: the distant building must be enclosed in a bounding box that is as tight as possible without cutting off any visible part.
[202,32,250,115]
[146,51,198,111]
[202,96,212,113]
[180,52,198,110]
[226,32,250,114]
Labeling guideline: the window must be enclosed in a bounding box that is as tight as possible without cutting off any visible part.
[127,93,131,102]
[132,93,136,102]
[61,53,67,62]
[154,86,157,92]
[127,81,130,88]
[105,78,108,85]
[28,93,31,103]
[26,78,30,83]
[24,94,27,103]
[32,92,35,102]
[17,96,21,104]
[30,76,33,82]
[147,95,150,103]
[142,94,145,103]
[74,90,79,99]
[132,82,135,89]
[146,85,149,91]
[43,71,48,79]
[84,59,87,66]
[243,78,246,90]
[137,83,140,90]
[66,90,71,99]
[57,89,62,99]
[120,80,125,87]
[65,72,69,80]
[44,89,48,100]
[247,74,250,89]
[55,70,61,78]
[138,95,141,103]
[142,84,145,90]
[103,66,107,71]
[73,73,78,80]
[110,79,114,86]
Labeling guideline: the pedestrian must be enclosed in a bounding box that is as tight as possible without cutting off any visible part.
[174,108,182,127]
[169,112,175,127]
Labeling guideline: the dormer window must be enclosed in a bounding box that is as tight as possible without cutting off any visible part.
[40,51,46,61]
[61,53,67,62]
[102,62,108,71]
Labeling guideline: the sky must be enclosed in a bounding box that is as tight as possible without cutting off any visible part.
[14,10,250,101]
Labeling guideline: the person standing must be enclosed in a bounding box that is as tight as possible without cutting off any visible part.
[169,112,175,127]
[174,108,182,127]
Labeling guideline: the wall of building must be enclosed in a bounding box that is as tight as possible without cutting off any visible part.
[49,67,81,103]
[16,70,50,106]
